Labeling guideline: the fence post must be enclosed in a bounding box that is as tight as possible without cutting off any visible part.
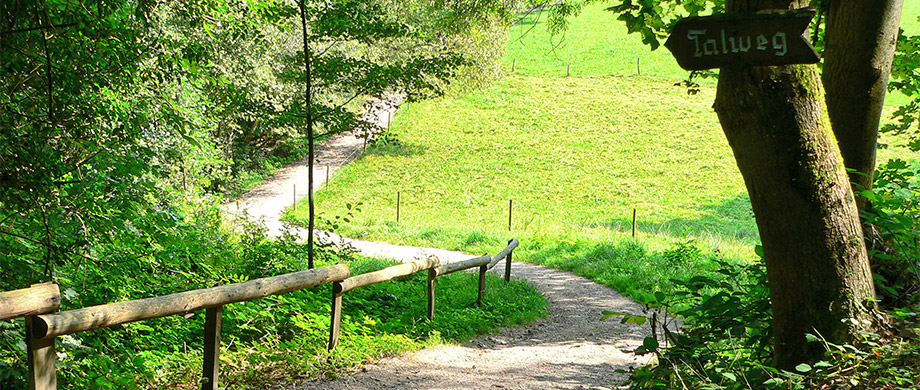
[427,269,436,320]
[27,316,56,390]
[632,208,637,239]
[477,264,487,307]
[508,199,512,231]
[504,239,513,283]
[396,191,401,223]
[201,306,223,390]
[327,282,343,350]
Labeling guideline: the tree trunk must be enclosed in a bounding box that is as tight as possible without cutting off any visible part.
[822,0,903,198]
[299,0,315,269]
[715,0,876,368]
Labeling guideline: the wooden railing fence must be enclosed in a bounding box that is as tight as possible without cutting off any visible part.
[327,239,519,349]
[0,239,520,390]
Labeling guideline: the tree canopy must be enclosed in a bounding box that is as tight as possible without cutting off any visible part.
[2,0,525,386]
[0,0,519,289]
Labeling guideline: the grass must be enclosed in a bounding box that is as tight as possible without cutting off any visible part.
[902,1,920,39]
[286,2,920,306]
[504,3,688,80]
[504,2,920,111]
[288,72,757,304]
[887,1,920,107]
[42,254,546,389]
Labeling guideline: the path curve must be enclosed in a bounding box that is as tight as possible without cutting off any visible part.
[226,97,400,237]
[229,97,654,389]
[288,262,653,390]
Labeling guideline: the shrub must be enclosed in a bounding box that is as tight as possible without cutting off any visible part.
[615,159,920,389]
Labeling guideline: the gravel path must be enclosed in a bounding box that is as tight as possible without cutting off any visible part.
[289,262,653,390]
[229,97,654,389]
[226,97,400,237]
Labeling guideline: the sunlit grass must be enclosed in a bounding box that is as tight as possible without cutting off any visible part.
[503,2,692,81]
[287,72,757,304]
[286,2,920,304]
[296,73,752,248]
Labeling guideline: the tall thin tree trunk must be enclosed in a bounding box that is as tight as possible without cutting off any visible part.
[714,0,876,368]
[299,0,315,269]
[822,0,903,199]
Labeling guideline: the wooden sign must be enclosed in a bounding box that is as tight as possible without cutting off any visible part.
[664,9,819,70]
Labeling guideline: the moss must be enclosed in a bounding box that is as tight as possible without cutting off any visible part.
[788,64,824,100]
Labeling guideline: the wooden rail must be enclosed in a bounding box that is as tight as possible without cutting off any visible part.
[433,255,491,277]
[488,239,519,282]
[32,265,349,339]
[328,240,519,350]
[0,282,60,322]
[3,264,349,390]
[339,257,440,293]
[4,239,520,389]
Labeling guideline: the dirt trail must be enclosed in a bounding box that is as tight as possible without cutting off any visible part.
[227,97,398,237]
[287,262,653,390]
[230,98,654,389]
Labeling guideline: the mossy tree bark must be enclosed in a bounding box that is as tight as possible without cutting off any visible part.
[822,0,903,198]
[714,0,877,369]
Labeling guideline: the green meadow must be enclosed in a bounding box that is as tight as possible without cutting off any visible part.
[290,3,920,304]
[503,3,687,79]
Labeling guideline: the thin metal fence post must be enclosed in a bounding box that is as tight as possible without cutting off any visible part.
[632,208,637,239]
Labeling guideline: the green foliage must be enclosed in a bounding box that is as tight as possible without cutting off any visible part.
[1,0,530,386]
[1,0,159,288]
[1,0,517,289]
[791,330,920,389]
[885,24,920,150]
[615,161,920,389]
[610,247,775,389]
[859,159,920,308]
[0,218,546,389]
[614,251,919,390]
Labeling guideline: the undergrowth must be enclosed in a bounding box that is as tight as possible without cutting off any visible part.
[611,159,920,389]
[0,210,546,389]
